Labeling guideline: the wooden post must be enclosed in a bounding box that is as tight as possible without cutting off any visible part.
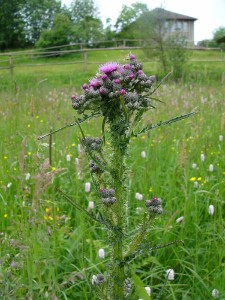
[49,129,53,166]
[83,51,88,72]
[9,55,14,76]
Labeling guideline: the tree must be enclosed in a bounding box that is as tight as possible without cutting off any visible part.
[167,35,190,80]
[72,16,104,45]
[139,9,169,73]
[21,0,61,45]
[0,0,26,50]
[70,0,104,45]
[70,0,98,22]
[213,26,225,48]
[115,2,149,38]
[35,13,73,49]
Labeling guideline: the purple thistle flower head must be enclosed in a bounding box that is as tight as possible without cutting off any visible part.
[123,64,132,70]
[101,74,108,80]
[129,53,136,61]
[82,83,89,90]
[89,78,102,88]
[152,196,158,202]
[119,89,126,95]
[71,95,76,100]
[99,87,108,95]
[114,79,120,84]
[129,73,135,79]
[99,62,119,74]
[137,70,144,75]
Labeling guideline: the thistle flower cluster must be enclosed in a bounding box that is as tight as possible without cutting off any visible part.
[100,188,116,205]
[145,197,163,214]
[71,53,156,118]
[81,137,102,151]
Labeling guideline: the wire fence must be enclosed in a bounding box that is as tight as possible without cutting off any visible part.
[0,39,224,76]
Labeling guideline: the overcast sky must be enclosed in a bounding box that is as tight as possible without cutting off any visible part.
[62,0,225,42]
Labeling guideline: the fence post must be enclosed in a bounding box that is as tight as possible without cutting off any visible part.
[83,51,88,72]
[8,55,14,76]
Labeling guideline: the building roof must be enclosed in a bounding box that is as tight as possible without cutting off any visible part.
[152,8,198,21]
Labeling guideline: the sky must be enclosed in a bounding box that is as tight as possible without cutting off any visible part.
[61,0,225,43]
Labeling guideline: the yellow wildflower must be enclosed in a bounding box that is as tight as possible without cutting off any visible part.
[190,177,196,182]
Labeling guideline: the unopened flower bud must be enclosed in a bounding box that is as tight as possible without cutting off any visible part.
[85,182,91,193]
[98,248,105,259]
[166,269,175,281]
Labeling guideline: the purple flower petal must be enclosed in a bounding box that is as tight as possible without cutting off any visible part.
[99,62,119,74]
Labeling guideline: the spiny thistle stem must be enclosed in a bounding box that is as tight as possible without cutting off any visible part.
[109,127,128,299]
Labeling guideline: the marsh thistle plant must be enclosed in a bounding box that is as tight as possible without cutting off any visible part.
[66,53,196,299]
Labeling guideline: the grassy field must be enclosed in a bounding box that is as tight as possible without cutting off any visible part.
[0,48,225,299]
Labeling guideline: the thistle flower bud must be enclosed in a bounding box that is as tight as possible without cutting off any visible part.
[82,137,102,151]
[88,160,102,173]
[145,197,163,214]
[102,197,116,206]
[82,83,89,90]
[119,89,126,95]
[124,278,132,294]
[129,53,136,61]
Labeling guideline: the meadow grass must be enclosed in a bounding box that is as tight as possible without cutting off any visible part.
[0,49,225,299]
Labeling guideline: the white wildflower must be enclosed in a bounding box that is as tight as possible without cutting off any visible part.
[88,201,94,209]
[66,154,71,162]
[7,182,12,188]
[25,173,31,180]
[209,164,214,172]
[78,144,82,154]
[219,135,223,141]
[85,182,91,192]
[141,151,146,158]
[91,275,98,285]
[176,216,184,223]
[98,248,105,259]
[166,269,175,281]
[136,207,144,215]
[208,204,214,216]
[200,154,205,162]
[144,286,151,296]
[194,181,198,188]
[212,289,219,298]
[192,163,197,169]
[135,192,143,201]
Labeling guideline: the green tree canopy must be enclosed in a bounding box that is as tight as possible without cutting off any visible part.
[69,0,103,44]
[70,0,98,22]
[0,0,25,49]
[35,13,73,49]
[115,2,149,34]
[21,0,61,45]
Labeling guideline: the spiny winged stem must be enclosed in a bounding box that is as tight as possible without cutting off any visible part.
[109,120,128,299]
